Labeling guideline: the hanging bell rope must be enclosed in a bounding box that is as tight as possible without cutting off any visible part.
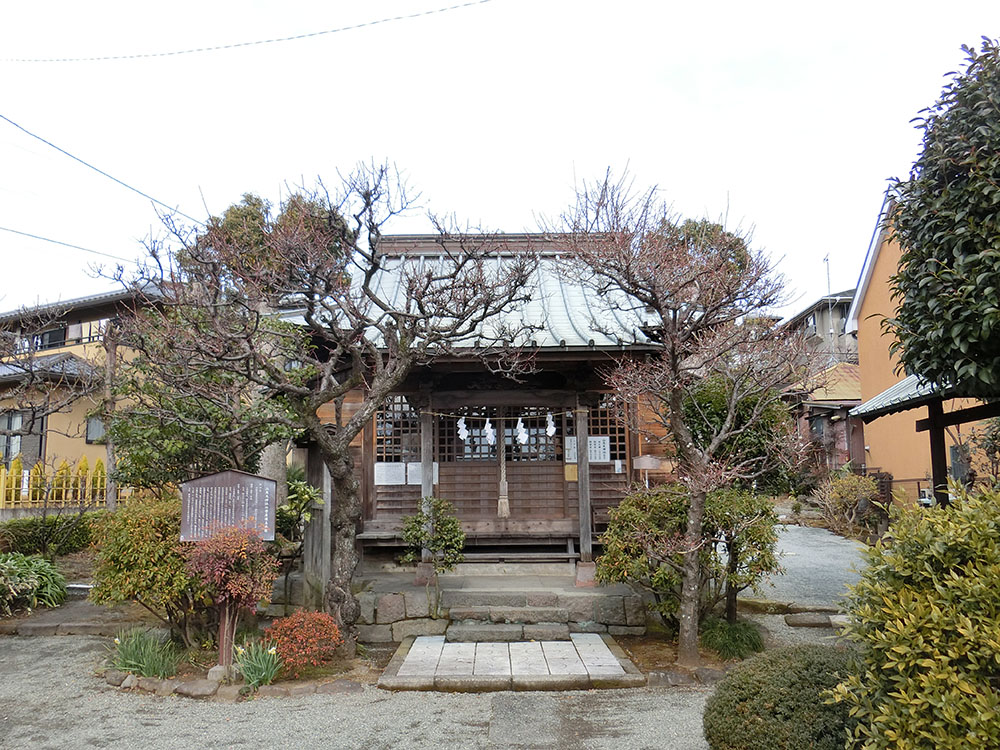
[497,415,510,518]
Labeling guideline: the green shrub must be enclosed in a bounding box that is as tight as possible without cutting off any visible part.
[813,472,886,537]
[0,512,101,557]
[108,627,179,678]
[828,486,1000,749]
[597,485,780,624]
[700,616,763,660]
[234,639,282,688]
[703,645,854,750]
[0,552,67,615]
[90,494,213,648]
[400,497,465,573]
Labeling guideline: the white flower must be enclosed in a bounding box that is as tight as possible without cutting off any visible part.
[114,637,120,645]
[268,647,277,655]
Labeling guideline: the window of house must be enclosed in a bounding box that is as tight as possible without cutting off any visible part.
[38,326,67,350]
[0,412,23,467]
[86,416,106,444]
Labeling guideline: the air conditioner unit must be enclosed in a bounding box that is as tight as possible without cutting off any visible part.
[918,488,935,507]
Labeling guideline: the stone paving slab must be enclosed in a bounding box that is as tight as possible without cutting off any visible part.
[378,633,645,692]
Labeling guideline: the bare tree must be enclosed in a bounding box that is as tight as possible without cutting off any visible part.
[121,164,537,633]
[561,172,809,667]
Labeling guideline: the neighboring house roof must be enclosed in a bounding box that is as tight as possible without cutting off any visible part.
[808,362,861,403]
[846,189,893,335]
[0,284,159,326]
[282,234,655,352]
[0,351,97,384]
[849,373,956,422]
[783,289,856,329]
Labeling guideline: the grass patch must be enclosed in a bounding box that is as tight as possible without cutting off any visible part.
[108,628,179,678]
[700,616,764,660]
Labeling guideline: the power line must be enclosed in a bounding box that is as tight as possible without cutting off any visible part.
[0,113,204,225]
[0,225,136,264]
[2,1,494,63]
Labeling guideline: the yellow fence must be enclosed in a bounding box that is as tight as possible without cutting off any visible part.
[0,458,131,510]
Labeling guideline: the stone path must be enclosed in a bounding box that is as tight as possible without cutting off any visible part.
[379,633,645,691]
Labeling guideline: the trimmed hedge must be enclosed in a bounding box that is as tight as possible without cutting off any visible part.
[703,645,854,750]
[0,512,103,557]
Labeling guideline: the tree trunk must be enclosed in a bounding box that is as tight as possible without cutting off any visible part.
[323,450,362,637]
[725,538,739,625]
[676,487,707,668]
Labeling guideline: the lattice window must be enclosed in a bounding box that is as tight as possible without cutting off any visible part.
[438,407,497,462]
[504,407,562,462]
[589,397,628,462]
[374,395,421,462]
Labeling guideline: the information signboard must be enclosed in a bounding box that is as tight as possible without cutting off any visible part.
[180,470,276,541]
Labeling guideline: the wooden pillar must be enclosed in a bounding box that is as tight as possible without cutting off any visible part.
[927,399,949,507]
[420,406,434,563]
[302,442,331,609]
[576,405,593,563]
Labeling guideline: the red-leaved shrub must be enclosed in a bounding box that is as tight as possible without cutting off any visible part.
[265,610,344,678]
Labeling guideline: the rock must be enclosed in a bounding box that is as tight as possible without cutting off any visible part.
[488,607,569,624]
[403,589,430,619]
[568,621,606,633]
[784,613,832,628]
[174,679,219,698]
[575,561,597,587]
[594,596,627,626]
[316,680,365,695]
[207,664,238,683]
[156,680,182,697]
[391,617,449,641]
[695,667,726,684]
[624,596,646,627]
[255,684,289,698]
[285,682,318,697]
[445,623,523,642]
[646,669,696,687]
[358,592,377,625]
[105,669,127,687]
[525,592,559,607]
[557,595,596,622]
[213,684,243,703]
[137,677,162,693]
[357,624,393,642]
[121,674,138,689]
[376,593,406,624]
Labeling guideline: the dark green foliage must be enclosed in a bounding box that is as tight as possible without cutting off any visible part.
[0,552,67,615]
[597,485,780,624]
[0,511,101,557]
[889,38,1000,397]
[829,486,1000,749]
[703,645,854,750]
[400,497,466,573]
[700,616,764,660]
[108,628,179,678]
[682,377,796,493]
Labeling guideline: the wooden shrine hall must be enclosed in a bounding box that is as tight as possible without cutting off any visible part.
[313,235,663,564]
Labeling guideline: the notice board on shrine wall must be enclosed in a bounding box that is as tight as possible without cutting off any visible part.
[180,470,276,542]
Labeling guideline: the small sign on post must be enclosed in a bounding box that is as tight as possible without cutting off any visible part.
[180,470,276,542]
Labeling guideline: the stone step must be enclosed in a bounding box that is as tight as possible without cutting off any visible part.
[448,605,572,624]
[445,623,527,642]
[441,590,560,609]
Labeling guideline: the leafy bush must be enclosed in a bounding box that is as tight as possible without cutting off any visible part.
[703,645,854,750]
[185,526,279,668]
[0,552,67,615]
[813,471,886,538]
[0,511,101,557]
[90,494,213,648]
[700,616,763,660]
[829,486,1000,749]
[108,627,179,678]
[597,485,780,624]
[234,639,282,688]
[265,610,344,679]
[400,497,465,573]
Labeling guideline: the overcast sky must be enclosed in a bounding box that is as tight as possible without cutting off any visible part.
[1,1,997,318]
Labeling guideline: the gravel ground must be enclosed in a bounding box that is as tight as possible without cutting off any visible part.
[0,636,711,750]
[760,525,865,609]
